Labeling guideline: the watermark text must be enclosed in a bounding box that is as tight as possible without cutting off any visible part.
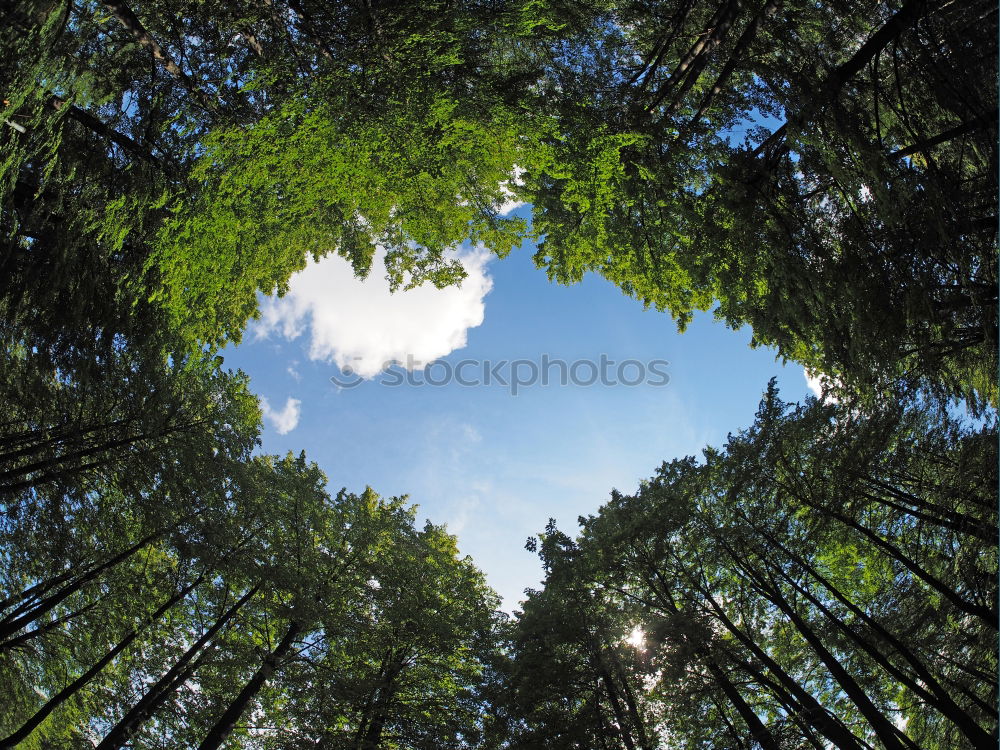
[329,355,669,396]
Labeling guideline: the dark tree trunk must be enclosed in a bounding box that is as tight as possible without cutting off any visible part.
[642,568,784,750]
[0,530,162,640]
[356,647,407,750]
[738,563,916,750]
[755,524,995,747]
[101,0,219,111]
[0,417,203,494]
[752,0,930,160]
[0,598,102,652]
[48,95,163,168]
[824,504,997,626]
[647,0,743,114]
[687,0,781,125]
[198,619,302,750]
[699,589,867,750]
[0,576,201,749]
[96,585,259,750]
[706,659,783,750]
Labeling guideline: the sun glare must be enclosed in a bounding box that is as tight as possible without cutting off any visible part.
[627,625,646,650]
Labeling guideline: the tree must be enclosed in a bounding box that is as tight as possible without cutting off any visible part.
[0,442,508,749]
[515,0,997,406]
[2,0,534,361]
[250,505,505,749]
[513,384,997,748]
[506,540,657,750]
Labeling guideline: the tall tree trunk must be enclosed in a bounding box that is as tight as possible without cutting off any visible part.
[855,474,994,541]
[605,643,655,750]
[855,487,994,542]
[825,503,997,626]
[0,417,203,492]
[592,655,637,750]
[686,0,781,125]
[0,530,162,640]
[0,576,201,749]
[0,565,80,616]
[720,645,832,749]
[776,476,998,626]
[641,568,784,750]
[96,585,259,750]
[752,0,930,160]
[0,418,127,464]
[647,0,743,114]
[356,647,407,750]
[740,564,916,750]
[101,1,219,112]
[756,525,995,747]
[198,619,302,750]
[696,586,867,750]
[0,599,101,652]
[705,659,783,750]
[48,95,164,168]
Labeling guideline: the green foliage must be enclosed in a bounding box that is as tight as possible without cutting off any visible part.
[153,95,527,346]
[0,447,505,748]
[511,385,997,748]
[1,2,996,748]
[2,0,538,366]
[514,0,998,406]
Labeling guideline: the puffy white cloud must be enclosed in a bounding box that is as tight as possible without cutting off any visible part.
[260,396,301,435]
[255,247,493,378]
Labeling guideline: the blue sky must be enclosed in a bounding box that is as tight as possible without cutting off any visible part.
[222,205,819,611]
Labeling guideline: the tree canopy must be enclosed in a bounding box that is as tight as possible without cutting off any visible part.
[2,0,995,402]
[515,0,997,407]
[0,0,995,747]
[510,386,996,749]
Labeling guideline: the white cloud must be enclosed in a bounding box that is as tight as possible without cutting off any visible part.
[804,368,839,402]
[255,247,493,378]
[804,368,824,397]
[497,166,526,216]
[497,195,526,217]
[260,396,301,434]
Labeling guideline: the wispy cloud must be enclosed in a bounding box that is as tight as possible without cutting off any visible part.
[260,396,301,435]
[255,247,493,378]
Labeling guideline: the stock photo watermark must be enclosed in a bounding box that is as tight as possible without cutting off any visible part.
[330,355,670,396]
